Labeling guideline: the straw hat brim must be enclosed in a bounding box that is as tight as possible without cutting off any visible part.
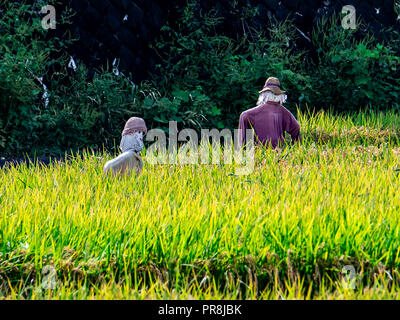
[259,86,286,95]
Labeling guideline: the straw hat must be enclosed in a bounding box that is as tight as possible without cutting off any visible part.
[122,117,147,136]
[259,77,286,95]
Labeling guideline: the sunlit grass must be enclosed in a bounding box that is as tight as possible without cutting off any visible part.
[1,110,400,300]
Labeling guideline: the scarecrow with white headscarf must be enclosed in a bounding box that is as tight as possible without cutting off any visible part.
[103,117,147,176]
[239,77,301,148]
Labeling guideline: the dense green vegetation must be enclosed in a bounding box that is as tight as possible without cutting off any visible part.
[1,110,400,300]
[0,1,399,157]
[1,0,400,301]
[154,2,400,122]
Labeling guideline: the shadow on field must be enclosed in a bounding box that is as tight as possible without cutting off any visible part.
[0,248,397,299]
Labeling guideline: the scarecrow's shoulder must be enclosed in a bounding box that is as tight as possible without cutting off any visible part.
[240,105,262,118]
[279,105,298,119]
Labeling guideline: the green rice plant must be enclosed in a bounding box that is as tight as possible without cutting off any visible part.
[1,111,400,300]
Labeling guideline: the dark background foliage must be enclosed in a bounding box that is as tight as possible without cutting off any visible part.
[53,0,400,83]
[0,0,399,157]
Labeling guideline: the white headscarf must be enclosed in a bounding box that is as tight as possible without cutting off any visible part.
[120,131,144,153]
[257,91,287,105]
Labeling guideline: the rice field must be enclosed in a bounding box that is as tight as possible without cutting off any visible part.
[1,110,400,300]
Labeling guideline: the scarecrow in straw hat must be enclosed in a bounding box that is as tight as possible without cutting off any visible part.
[103,117,147,176]
[239,77,301,148]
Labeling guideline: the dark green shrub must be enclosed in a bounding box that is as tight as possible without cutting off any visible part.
[0,1,217,156]
[308,17,400,112]
[153,2,400,125]
[154,1,309,129]
[0,0,73,156]
[41,65,217,154]
[0,1,51,154]
[1,0,400,157]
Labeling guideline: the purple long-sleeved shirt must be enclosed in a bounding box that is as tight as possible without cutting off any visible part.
[239,101,301,148]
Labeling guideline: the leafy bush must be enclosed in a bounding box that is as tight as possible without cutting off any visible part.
[42,66,216,154]
[0,1,56,154]
[308,17,400,112]
[154,1,309,128]
[153,2,400,126]
[1,1,399,157]
[0,1,218,157]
